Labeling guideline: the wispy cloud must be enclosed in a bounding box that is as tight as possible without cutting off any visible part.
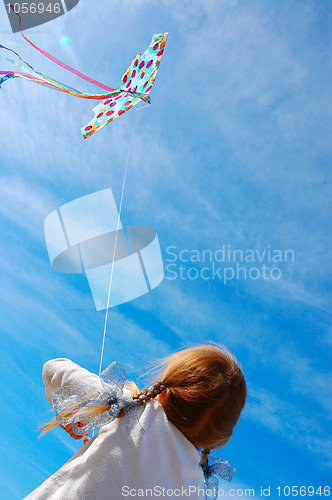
[244,387,332,468]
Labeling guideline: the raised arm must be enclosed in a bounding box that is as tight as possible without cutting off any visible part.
[42,358,104,405]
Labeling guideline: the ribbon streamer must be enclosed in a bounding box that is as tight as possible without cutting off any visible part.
[201,456,236,499]
[52,362,143,438]
[10,4,115,92]
[0,44,121,99]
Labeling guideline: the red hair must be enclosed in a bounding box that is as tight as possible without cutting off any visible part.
[132,344,247,449]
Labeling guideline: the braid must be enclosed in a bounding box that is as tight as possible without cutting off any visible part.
[133,382,168,406]
[200,448,211,475]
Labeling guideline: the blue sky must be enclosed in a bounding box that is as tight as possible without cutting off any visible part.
[0,0,331,498]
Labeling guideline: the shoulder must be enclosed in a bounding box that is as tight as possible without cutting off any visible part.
[42,358,103,404]
[94,399,204,489]
[42,358,72,378]
[137,399,201,462]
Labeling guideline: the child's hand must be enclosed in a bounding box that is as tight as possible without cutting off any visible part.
[60,422,87,440]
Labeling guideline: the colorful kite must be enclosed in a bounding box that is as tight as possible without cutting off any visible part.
[82,33,167,139]
[0,9,167,138]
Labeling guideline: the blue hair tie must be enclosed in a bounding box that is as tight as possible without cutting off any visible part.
[52,361,144,438]
[201,454,236,499]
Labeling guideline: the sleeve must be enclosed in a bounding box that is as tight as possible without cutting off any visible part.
[42,358,104,404]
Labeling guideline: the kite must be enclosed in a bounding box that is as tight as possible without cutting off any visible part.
[0,8,168,138]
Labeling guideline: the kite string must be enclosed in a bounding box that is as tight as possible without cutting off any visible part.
[98,115,138,375]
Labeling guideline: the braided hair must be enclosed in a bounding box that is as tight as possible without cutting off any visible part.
[132,382,169,406]
[200,448,211,475]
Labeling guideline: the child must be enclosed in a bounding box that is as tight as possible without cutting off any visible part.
[24,344,246,499]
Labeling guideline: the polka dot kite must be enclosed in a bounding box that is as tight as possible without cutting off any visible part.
[83,33,168,139]
[0,9,168,139]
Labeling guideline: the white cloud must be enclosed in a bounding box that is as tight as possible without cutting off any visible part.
[244,387,332,467]
[0,176,57,238]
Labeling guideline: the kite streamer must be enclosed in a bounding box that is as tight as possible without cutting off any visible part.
[7,5,115,91]
[0,6,168,138]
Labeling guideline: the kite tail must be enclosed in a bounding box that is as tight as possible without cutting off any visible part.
[0,72,14,88]
[9,4,116,92]
[0,44,122,99]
